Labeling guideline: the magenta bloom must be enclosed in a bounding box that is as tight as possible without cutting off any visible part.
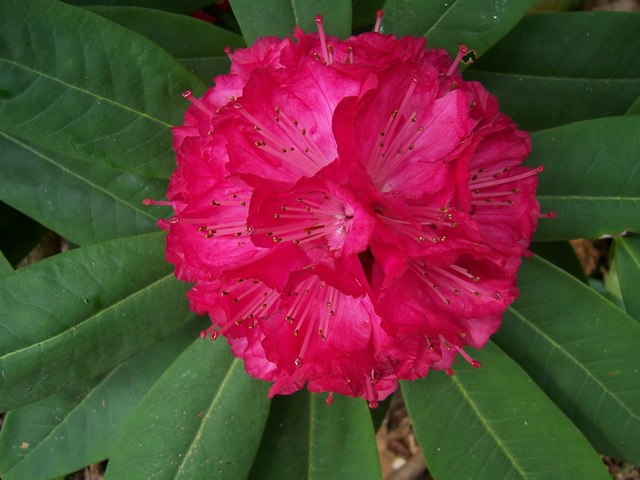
[158,16,543,406]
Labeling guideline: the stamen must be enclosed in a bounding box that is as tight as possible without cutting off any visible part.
[446,45,469,76]
[253,194,348,248]
[235,103,325,176]
[368,77,425,186]
[539,211,557,219]
[224,45,232,59]
[285,276,339,367]
[453,345,482,368]
[181,90,213,115]
[470,166,543,190]
[142,198,172,207]
[315,15,331,65]
[374,10,384,33]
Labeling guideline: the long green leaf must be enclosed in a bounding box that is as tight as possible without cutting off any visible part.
[0,0,204,179]
[105,339,270,479]
[612,236,640,321]
[249,391,381,480]
[0,130,168,246]
[88,6,245,84]
[466,12,640,131]
[0,318,203,480]
[229,0,352,45]
[403,342,610,480]
[530,116,640,241]
[627,95,640,115]
[65,0,213,13]
[494,255,640,463]
[0,232,192,411]
[382,0,532,58]
[0,250,12,275]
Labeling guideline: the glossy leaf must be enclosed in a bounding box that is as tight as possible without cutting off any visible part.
[612,236,640,321]
[249,391,381,480]
[494,255,640,463]
[0,232,192,411]
[65,0,213,12]
[0,0,204,179]
[530,116,640,241]
[229,0,352,45]
[466,13,640,131]
[0,130,168,246]
[0,250,12,275]
[382,0,531,58]
[627,95,640,115]
[403,342,610,480]
[0,319,204,480]
[89,6,245,84]
[105,339,270,480]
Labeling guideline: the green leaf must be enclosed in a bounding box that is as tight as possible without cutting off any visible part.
[494,255,640,463]
[65,0,213,12]
[612,235,640,321]
[627,95,640,115]
[0,130,168,246]
[0,318,204,480]
[0,203,47,267]
[105,339,270,480]
[466,12,640,131]
[382,0,532,58]
[0,232,192,411]
[0,0,204,179]
[229,0,352,45]
[403,342,610,480]
[530,116,640,241]
[88,6,245,84]
[0,250,12,275]
[249,391,381,480]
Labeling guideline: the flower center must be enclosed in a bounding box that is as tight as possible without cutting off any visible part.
[255,193,350,247]
[375,205,457,243]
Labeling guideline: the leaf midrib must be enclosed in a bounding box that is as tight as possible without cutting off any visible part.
[619,238,640,269]
[468,68,639,83]
[172,358,241,479]
[0,272,173,363]
[0,58,173,129]
[0,130,158,225]
[2,372,113,476]
[506,306,640,423]
[422,0,459,39]
[450,373,529,479]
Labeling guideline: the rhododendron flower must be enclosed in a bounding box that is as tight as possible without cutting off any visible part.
[149,13,547,406]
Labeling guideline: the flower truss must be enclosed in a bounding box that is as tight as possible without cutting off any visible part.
[148,13,548,407]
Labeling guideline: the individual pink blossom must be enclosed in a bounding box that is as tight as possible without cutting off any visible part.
[149,13,547,406]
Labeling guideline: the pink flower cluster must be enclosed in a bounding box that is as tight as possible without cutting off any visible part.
[157,16,543,406]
